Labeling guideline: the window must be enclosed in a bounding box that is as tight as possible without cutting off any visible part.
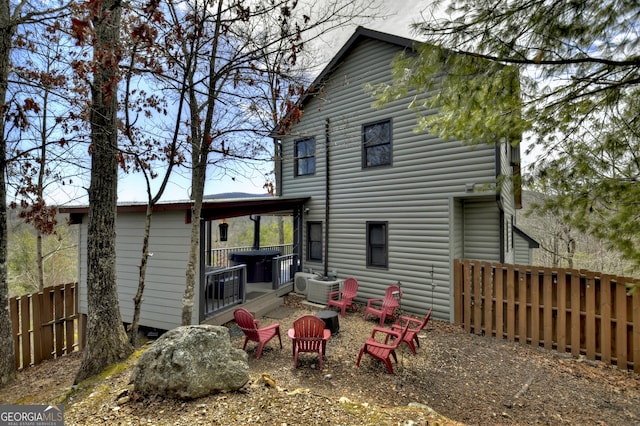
[307,221,322,261]
[367,221,388,268]
[363,119,392,168]
[295,138,315,176]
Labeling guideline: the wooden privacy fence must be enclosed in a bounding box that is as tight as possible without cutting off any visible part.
[454,259,640,373]
[9,283,85,370]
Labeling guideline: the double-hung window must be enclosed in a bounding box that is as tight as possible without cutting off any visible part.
[367,221,388,268]
[362,119,392,168]
[295,138,315,176]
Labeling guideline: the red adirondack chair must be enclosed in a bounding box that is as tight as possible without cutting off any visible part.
[363,285,402,325]
[390,308,432,355]
[327,277,359,317]
[288,315,331,369]
[356,321,410,374]
[233,307,282,359]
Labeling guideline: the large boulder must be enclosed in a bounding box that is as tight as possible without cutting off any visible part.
[131,325,249,399]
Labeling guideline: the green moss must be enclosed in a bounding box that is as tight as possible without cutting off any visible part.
[58,347,147,405]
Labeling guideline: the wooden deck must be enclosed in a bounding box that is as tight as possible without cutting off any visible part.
[201,282,293,326]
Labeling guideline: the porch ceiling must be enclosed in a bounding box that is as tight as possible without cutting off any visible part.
[198,196,309,221]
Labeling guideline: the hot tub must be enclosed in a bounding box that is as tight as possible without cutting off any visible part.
[228,249,281,283]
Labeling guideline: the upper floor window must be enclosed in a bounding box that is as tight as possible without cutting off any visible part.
[367,221,388,268]
[295,138,315,176]
[362,119,392,168]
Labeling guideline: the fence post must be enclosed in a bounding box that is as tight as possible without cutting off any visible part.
[482,262,493,338]
[615,279,628,369]
[54,284,64,357]
[453,259,463,325]
[40,287,54,361]
[517,267,527,344]
[633,291,640,374]
[570,273,581,357]
[556,270,568,352]
[32,292,43,365]
[506,264,515,341]
[9,297,20,369]
[600,275,612,364]
[543,268,553,350]
[494,263,504,340]
[585,271,597,360]
[19,296,30,369]
[64,283,75,353]
[530,268,541,347]
[463,260,472,332]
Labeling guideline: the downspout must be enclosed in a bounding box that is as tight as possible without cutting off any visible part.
[495,142,505,263]
[274,137,282,196]
[324,118,330,277]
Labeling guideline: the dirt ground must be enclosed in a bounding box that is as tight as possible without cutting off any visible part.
[2,294,640,425]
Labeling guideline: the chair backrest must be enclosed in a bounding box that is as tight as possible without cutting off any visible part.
[382,285,402,312]
[234,308,259,339]
[417,308,433,332]
[343,278,359,299]
[390,320,411,350]
[293,315,326,351]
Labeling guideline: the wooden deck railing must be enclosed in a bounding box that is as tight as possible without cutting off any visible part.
[454,259,640,372]
[205,244,294,269]
[9,282,84,370]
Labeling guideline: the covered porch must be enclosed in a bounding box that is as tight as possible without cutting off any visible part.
[195,196,309,325]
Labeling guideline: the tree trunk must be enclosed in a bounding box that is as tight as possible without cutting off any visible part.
[129,204,152,344]
[0,0,17,385]
[74,0,132,384]
[182,172,204,326]
[37,231,44,291]
[181,0,224,326]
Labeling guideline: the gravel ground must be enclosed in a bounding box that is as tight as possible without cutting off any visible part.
[2,294,640,425]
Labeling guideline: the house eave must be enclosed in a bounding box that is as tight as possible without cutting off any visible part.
[59,196,310,224]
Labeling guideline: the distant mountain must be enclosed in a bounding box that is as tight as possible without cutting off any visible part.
[204,192,271,200]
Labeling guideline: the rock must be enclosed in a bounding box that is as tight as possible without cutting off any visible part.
[131,325,249,399]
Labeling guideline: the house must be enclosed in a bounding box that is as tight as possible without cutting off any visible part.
[274,27,534,321]
[61,27,535,333]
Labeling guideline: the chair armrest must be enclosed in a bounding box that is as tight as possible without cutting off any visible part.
[370,326,401,342]
[364,338,398,351]
[261,323,280,331]
[327,290,342,300]
[366,298,383,308]
[395,315,422,328]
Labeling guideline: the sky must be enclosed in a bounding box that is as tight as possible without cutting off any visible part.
[109,2,435,204]
[42,2,449,205]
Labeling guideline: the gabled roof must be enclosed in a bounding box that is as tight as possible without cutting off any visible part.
[272,26,418,136]
[302,27,416,104]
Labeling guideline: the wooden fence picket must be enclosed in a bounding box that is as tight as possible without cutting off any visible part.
[9,283,84,370]
[454,260,640,372]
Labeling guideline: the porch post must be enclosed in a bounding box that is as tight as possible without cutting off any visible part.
[198,218,206,323]
[251,215,261,250]
[293,206,303,274]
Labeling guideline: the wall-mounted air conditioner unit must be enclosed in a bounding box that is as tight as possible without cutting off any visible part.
[294,272,317,295]
[307,278,342,305]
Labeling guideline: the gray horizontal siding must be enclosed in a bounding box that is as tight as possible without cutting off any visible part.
[514,232,533,264]
[462,198,501,261]
[282,37,501,321]
[76,210,194,331]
